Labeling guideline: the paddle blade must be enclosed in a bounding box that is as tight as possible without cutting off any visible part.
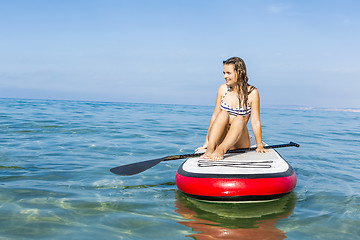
[110,158,164,176]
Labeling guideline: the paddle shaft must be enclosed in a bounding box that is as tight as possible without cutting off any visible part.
[110,142,299,176]
[162,142,300,161]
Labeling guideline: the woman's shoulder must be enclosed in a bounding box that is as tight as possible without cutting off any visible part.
[219,83,228,90]
[214,84,228,101]
[248,85,257,94]
[217,83,228,94]
[248,85,259,102]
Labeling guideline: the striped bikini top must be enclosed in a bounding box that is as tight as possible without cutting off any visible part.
[220,87,254,116]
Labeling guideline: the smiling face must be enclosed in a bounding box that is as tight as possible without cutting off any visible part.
[223,64,237,88]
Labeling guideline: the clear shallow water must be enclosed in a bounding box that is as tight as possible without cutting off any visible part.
[0,98,359,239]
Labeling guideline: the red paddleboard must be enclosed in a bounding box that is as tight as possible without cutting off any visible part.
[175,143,296,202]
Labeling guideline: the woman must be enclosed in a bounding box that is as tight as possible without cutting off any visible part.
[197,57,267,160]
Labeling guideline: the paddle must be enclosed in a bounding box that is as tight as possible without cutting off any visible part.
[110,142,299,176]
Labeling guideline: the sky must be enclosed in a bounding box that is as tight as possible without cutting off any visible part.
[0,0,359,108]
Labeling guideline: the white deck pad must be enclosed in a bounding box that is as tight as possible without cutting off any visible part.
[182,148,289,176]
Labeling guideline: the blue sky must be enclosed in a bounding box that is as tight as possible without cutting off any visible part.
[1,0,359,108]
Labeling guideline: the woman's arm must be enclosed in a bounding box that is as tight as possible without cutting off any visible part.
[196,84,225,150]
[249,88,267,153]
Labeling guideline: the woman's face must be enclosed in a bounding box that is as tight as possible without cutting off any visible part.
[223,64,237,87]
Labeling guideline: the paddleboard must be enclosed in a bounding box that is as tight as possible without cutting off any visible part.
[175,142,297,202]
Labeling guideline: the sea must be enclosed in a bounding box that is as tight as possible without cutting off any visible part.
[0,98,359,240]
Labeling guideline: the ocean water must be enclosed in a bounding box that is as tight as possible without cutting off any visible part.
[0,98,359,240]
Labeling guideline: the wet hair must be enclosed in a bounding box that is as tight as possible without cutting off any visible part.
[223,57,252,110]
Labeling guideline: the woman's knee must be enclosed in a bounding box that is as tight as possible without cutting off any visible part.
[216,110,230,121]
[231,116,246,126]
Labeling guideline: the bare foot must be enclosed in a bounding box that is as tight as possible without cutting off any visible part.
[209,148,225,161]
[200,148,213,159]
[195,146,207,153]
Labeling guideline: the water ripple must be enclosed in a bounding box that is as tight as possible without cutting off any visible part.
[0,99,359,239]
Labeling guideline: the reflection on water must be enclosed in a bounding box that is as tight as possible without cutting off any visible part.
[175,191,296,240]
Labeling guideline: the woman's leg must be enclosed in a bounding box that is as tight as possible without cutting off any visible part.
[232,123,250,149]
[201,111,230,159]
[211,116,249,160]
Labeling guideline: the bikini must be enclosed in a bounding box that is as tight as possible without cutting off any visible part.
[220,87,254,116]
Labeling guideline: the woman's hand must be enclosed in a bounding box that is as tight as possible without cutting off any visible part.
[256,145,268,153]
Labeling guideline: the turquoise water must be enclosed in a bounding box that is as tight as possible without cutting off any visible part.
[0,98,359,239]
